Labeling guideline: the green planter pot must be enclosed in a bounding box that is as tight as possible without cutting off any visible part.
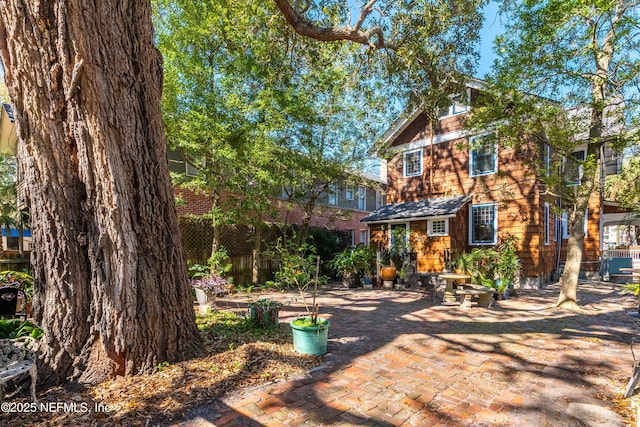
[290,317,330,356]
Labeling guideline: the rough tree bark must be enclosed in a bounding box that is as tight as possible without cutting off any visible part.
[0,1,202,385]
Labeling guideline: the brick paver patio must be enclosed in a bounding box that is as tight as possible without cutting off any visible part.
[177,281,637,426]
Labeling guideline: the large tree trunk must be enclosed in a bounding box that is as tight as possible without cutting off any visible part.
[557,208,586,308]
[0,0,202,386]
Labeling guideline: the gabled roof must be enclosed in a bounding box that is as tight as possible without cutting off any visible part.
[361,194,472,223]
[379,78,487,146]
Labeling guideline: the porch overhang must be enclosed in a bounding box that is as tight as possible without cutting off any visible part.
[361,194,472,224]
[602,212,640,227]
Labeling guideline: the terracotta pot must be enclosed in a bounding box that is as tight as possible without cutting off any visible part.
[380,266,397,281]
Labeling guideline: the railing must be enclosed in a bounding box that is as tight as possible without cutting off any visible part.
[602,249,640,261]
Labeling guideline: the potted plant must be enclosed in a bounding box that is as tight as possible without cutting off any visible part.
[265,238,330,355]
[328,247,363,288]
[248,298,283,328]
[357,244,376,287]
[189,273,228,310]
[379,249,397,283]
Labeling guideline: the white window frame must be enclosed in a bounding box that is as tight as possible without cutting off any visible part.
[359,229,368,245]
[543,143,550,172]
[544,203,550,245]
[565,149,586,186]
[345,186,355,200]
[561,208,588,239]
[439,89,471,118]
[185,161,200,177]
[470,203,497,245]
[328,184,337,206]
[349,229,355,246]
[428,218,449,237]
[375,191,383,209]
[469,134,497,177]
[584,208,589,238]
[357,186,366,210]
[403,148,423,177]
[388,223,409,251]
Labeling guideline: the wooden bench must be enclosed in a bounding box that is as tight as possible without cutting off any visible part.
[455,286,495,309]
[0,338,37,403]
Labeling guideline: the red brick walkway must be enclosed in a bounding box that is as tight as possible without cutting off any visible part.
[178,281,637,426]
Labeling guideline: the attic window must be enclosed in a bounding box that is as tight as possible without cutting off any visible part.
[438,89,470,117]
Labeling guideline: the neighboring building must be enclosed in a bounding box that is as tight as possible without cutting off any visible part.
[168,148,386,246]
[0,104,16,155]
[1,227,32,252]
[362,81,628,288]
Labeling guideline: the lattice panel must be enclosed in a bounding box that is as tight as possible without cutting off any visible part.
[179,217,214,265]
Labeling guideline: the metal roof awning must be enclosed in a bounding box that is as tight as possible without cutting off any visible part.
[361,194,472,223]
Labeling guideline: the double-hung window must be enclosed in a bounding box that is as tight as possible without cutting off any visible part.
[561,208,588,239]
[403,149,422,177]
[543,143,550,172]
[565,150,585,186]
[328,184,337,205]
[544,203,550,245]
[470,134,497,177]
[357,186,366,210]
[375,191,383,209]
[345,186,354,200]
[470,203,497,245]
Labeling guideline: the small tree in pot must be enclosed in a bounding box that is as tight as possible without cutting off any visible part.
[265,238,330,355]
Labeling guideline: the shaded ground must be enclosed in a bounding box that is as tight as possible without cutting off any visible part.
[182,281,640,426]
[3,280,640,426]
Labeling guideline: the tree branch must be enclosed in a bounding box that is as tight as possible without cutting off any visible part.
[271,0,395,50]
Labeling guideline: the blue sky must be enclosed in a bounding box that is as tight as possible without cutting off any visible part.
[476,1,503,79]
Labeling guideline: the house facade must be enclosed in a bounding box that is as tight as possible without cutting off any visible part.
[362,84,620,288]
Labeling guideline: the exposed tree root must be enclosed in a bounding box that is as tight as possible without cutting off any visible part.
[542,300,602,315]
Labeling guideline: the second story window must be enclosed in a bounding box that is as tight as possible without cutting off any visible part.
[327,184,337,205]
[470,134,497,177]
[375,191,383,209]
[357,186,366,210]
[565,150,585,186]
[403,149,422,177]
[543,143,550,172]
[345,186,354,200]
